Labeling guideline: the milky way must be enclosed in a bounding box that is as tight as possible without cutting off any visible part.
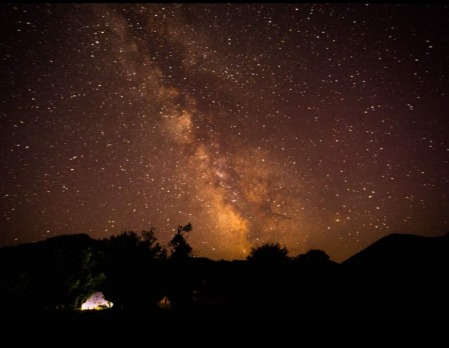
[1,4,449,261]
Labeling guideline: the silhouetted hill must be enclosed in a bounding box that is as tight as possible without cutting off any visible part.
[338,232,449,319]
[342,232,449,272]
[0,233,98,257]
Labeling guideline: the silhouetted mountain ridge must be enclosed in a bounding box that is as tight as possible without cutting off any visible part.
[336,232,449,319]
[342,232,449,272]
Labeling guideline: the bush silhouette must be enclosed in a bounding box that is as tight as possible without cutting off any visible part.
[296,249,329,265]
[246,243,288,265]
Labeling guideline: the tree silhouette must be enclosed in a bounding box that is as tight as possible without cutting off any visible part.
[296,249,329,265]
[64,247,106,309]
[100,230,167,310]
[103,229,166,259]
[168,223,193,261]
[141,227,167,260]
[247,243,288,265]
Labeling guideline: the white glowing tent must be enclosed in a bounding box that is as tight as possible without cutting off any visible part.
[81,292,113,310]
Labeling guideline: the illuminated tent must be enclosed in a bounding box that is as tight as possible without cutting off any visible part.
[81,292,113,310]
[158,296,172,309]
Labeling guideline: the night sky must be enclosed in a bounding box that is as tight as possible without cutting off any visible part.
[1,3,449,262]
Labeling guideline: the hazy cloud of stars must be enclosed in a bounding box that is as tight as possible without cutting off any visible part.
[1,4,448,261]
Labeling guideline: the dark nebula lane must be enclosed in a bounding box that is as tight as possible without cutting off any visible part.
[1,4,449,261]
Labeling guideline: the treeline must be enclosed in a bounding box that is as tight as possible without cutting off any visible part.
[0,224,192,315]
[1,227,448,319]
[0,224,337,318]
